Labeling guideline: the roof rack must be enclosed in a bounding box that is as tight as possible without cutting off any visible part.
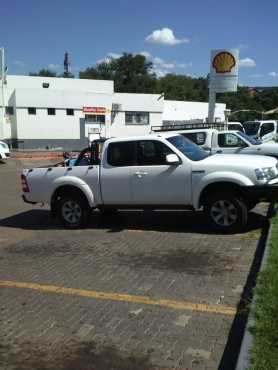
[151,122,227,132]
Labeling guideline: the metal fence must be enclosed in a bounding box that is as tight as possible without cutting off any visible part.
[151,121,227,132]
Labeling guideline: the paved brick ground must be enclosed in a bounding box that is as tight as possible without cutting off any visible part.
[0,159,270,369]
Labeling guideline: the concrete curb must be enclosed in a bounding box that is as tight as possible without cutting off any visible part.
[235,203,275,370]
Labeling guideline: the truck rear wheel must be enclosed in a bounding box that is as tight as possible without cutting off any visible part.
[204,192,248,233]
[57,195,90,229]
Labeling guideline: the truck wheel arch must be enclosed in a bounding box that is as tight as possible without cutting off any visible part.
[198,182,246,208]
[50,185,92,218]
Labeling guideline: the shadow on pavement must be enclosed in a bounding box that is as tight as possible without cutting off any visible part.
[117,247,235,275]
[0,208,267,235]
[0,340,157,370]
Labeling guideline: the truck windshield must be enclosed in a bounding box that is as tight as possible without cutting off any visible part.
[167,135,209,161]
[242,121,260,136]
[237,131,262,145]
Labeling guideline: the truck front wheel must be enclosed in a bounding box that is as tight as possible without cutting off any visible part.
[204,192,248,233]
[57,195,90,229]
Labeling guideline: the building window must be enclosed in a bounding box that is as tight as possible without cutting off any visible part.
[66,109,74,116]
[85,114,105,123]
[28,107,36,115]
[47,108,56,115]
[125,112,149,125]
[5,106,14,115]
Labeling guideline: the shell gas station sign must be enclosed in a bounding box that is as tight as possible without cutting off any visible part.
[209,49,239,93]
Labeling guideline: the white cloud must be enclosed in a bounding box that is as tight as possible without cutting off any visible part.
[238,43,249,50]
[177,62,193,69]
[152,56,191,70]
[107,52,122,59]
[97,52,123,64]
[48,63,60,70]
[239,58,256,68]
[145,27,190,46]
[153,66,168,78]
[269,72,278,77]
[14,60,26,67]
[139,51,152,59]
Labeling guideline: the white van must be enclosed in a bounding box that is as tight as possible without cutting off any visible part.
[242,120,277,143]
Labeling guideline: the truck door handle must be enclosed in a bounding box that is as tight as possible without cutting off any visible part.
[47,168,52,172]
[216,150,222,154]
[88,166,94,169]
[134,171,148,177]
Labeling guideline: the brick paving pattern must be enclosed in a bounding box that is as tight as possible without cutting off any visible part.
[0,159,269,369]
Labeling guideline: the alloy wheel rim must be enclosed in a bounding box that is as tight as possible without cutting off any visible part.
[210,200,238,227]
[62,200,82,224]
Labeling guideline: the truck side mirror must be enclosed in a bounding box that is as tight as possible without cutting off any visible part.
[166,154,180,165]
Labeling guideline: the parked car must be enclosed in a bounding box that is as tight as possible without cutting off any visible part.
[178,128,278,158]
[242,120,277,143]
[21,134,278,233]
[0,141,10,160]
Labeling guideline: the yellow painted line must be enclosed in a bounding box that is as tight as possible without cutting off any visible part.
[0,280,236,316]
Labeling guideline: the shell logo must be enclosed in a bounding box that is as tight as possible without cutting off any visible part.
[212,51,236,74]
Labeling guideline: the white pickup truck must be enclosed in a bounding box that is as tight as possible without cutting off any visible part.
[0,141,10,160]
[22,134,278,233]
[180,129,278,158]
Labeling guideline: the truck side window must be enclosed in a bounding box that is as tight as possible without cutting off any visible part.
[136,140,174,165]
[218,133,245,148]
[261,122,274,136]
[182,132,206,145]
[107,142,136,167]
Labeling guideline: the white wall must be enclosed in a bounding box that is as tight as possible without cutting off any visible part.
[110,93,163,137]
[163,100,226,122]
[7,75,114,94]
[16,108,82,139]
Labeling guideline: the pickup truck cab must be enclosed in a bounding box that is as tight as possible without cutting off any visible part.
[22,134,278,233]
[179,129,278,158]
[0,141,10,160]
[227,122,244,132]
[242,120,277,143]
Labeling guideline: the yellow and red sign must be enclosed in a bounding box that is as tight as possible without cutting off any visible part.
[83,106,106,114]
[212,51,236,74]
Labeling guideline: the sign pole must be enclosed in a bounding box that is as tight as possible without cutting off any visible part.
[208,89,216,123]
[208,49,239,125]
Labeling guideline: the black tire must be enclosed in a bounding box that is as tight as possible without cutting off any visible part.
[57,194,90,229]
[204,192,248,233]
[247,201,258,211]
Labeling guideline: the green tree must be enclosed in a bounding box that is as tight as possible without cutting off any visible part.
[29,69,57,77]
[79,53,157,93]
[156,74,208,101]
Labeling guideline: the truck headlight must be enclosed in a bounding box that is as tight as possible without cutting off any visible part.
[255,167,278,181]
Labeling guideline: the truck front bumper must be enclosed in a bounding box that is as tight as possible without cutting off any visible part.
[246,183,278,202]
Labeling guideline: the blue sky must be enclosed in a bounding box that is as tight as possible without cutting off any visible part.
[1,0,277,86]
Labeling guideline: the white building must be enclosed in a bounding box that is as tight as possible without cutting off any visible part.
[163,100,226,124]
[0,75,226,150]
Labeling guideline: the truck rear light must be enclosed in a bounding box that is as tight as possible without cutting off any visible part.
[21,174,30,193]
